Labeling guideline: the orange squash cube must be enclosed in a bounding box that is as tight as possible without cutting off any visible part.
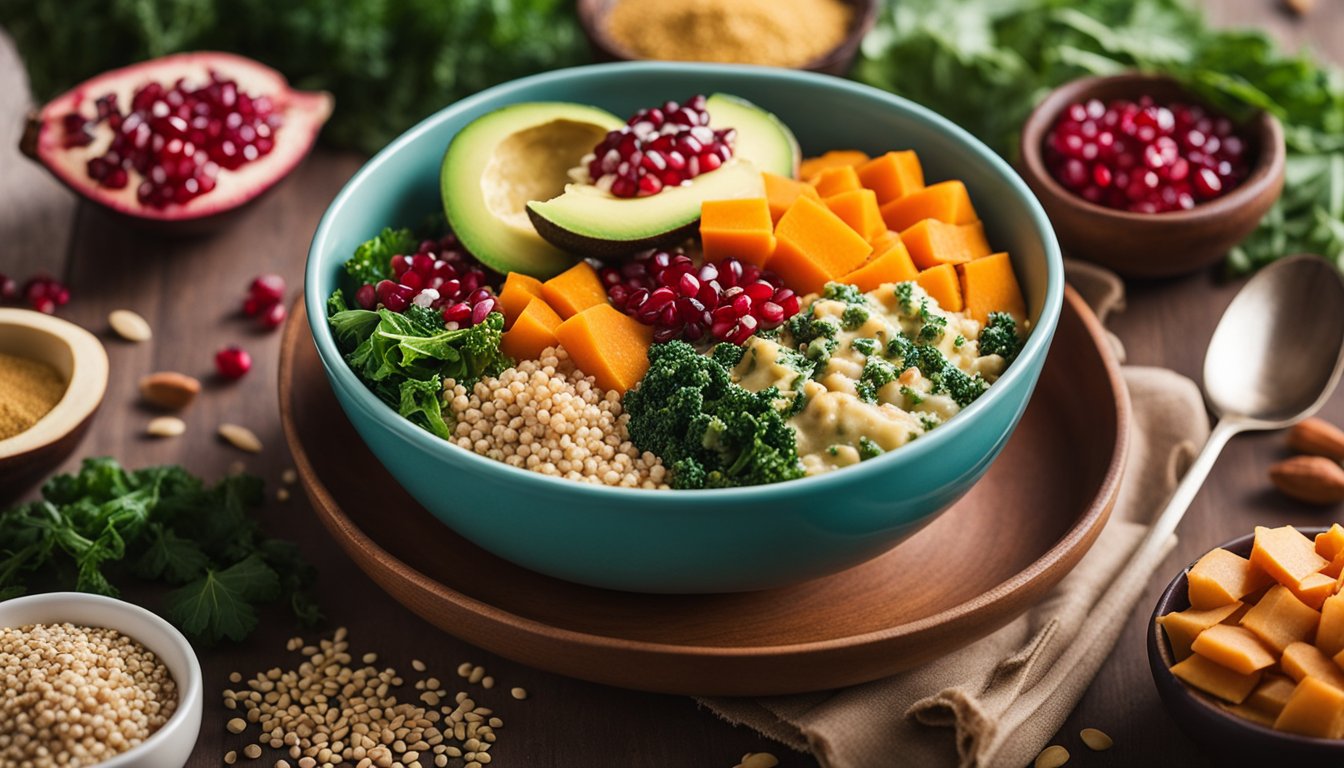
[541,261,608,319]
[879,180,978,233]
[1319,593,1344,658]
[824,189,886,241]
[840,239,919,293]
[799,150,869,181]
[1281,641,1344,690]
[1274,677,1344,738]
[554,303,652,395]
[960,252,1028,326]
[762,172,822,225]
[810,165,862,198]
[1241,585,1321,653]
[700,197,776,267]
[1170,653,1262,704]
[1290,572,1338,611]
[1188,548,1273,610]
[915,264,964,313]
[857,150,925,204]
[1325,550,1344,580]
[768,196,872,296]
[498,272,546,329]
[1253,525,1330,589]
[1317,524,1344,561]
[1159,602,1244,661]
[901,219,991,270]
[500,297,563,362]
[1192,625,1277,675]
[1245,675,1299,721]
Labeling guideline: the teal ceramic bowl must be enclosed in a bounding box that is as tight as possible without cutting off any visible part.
[305,62,1064,593]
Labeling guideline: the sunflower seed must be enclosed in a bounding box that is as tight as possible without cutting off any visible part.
[219,423,262,453]
[146,416,186,437]
[1035,745,1069,768]
[1080,727,1113,751]
[108,309,152,342]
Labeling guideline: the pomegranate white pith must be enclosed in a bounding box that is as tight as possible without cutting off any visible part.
[31,51,332,222]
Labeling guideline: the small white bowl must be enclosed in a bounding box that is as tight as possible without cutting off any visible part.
[0,592,204,767]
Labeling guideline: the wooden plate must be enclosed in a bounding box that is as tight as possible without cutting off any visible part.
[280,287,1128,696]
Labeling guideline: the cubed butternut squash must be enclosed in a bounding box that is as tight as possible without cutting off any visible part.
[1170,653,1262,704]
[554,303,652,395]
[763,172,822,225]
[1192,625,1278,675]
[1318,524,1344,561]
[915,264,964,313]
[1291,572,1339,611]
[1159,602,1243,661]
[810,165,862,198]
[768,196,873,296]
[901,219,991,270]
[960,252,1029,326]
[1252,525,1330,589]
[1325,550,1344,580]
[700,197,776,267]
[824,189,886,241]
[1274,677,1344,738]
[1246,674,1298,720]
[498,272,546,329]
[799,150,869,181]
[541,261,608,319]
[1242,585,1321,654]
[1320,594,1344,659]
[500,297,563,362]
[1281,641,1344,691]
[1187,548,1273,610]
[857,150,925,204]
[840,238,919,293]
[879,180,978,233]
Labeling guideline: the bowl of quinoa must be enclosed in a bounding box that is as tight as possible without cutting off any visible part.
[0,591,203,768]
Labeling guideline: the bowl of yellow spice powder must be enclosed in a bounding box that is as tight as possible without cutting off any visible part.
[0,308,108,500]
[579,0,878,75]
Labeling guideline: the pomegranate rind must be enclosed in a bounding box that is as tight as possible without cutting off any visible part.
[26,51,333,224]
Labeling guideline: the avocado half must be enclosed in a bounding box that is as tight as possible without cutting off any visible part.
[441,102,623,278]
[526,94,800,258]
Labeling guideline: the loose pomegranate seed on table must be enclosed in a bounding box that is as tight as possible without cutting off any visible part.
[215,345,252,379]
[1043,96,1250,213]
[601,250,800,345]
[60,71,283,208]
[0,273,16,302]
[583,95,737,198]
[355,231,499,328]
[21,276,70,314]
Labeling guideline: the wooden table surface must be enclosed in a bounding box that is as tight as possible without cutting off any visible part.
[2,2,1342,766]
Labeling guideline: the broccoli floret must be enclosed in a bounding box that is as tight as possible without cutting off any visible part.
[823,282,866,304]
[954,335,966,348]
[851,337,879,356]
[900,385,924,406]
[623,342,804,490]
[917,346,988,407]
[841,304,871,330]
[894,282,916,314]
[710,342,746,370]
[805,337,839,365]
[858,437,884,461]
[919,413,942,431]
[916,299,947,343]
[979,312,1024,363]
[856,356,899,403]
[886,333,915,363]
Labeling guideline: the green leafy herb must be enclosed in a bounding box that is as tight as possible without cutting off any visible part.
[345,228,417,287]
[858,437,885,461]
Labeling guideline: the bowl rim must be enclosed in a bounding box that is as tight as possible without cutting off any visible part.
[1149,526,1344,749]
[1019,71,1286,225]
[304,60,1066,501]
[0,591,204,766]
[0,308,109,460]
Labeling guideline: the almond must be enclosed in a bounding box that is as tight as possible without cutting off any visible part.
[145,416,186,437]
[108,309,152,342]
[1269,455,1344,505]
[218,423,263,453]
[1287,418,1344,462]
[139,371,202,410]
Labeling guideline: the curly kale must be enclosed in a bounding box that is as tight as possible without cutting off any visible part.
[344,227,418,286]
[623,342,804,490]
[979,312,1024,363]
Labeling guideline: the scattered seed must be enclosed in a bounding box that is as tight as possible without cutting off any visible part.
[481,676,494,689]
[219,423,263,453]
[1080,727,1113,751]
[457,662,473,677]
[244,744,262,759]
[277,488,291,502]
[146,416,186,438]
[735,754,779,768]
[275,761,290,768]
[488,717,503,728]
[108,308,152,342]
[139,371,201,410]
[509,687,527,700]
[1035,745,1069,768]
[412,659,427,672]
[225,750,238,765]
[282,468,297,485]
[363,652,378,664]
[229,671,242,683]
[227,717,247,734]
[468,666,484,684]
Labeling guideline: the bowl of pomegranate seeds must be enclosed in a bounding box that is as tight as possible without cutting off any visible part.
[1019,73,1284,278]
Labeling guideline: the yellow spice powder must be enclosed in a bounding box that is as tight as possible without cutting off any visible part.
[606,0,853,68]
[0,352,67,440]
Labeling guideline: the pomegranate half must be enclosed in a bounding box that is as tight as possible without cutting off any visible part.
[21,51,333,231]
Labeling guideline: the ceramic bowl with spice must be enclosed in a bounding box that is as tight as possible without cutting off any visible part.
[1019,73,1285,278]
[0,591,204,768]
[0,308,108,501]
[577,0,879,75]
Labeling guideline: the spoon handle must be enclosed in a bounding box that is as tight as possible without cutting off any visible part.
[1144,418,1242,551]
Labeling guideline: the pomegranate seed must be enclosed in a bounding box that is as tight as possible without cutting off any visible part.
[22,276,70,313]
[471,299,494,325]
[248,273,285,304]
[584,95,736,198]
[355,283,377,310]
[259,301,286,330]
[215,345,251,379]
[0,273,15,302]
[443,302,472,324]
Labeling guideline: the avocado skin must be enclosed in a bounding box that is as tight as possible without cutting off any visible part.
[525,207,700,259]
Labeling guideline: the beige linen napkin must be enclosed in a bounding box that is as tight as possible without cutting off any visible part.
[701,261,1210,768]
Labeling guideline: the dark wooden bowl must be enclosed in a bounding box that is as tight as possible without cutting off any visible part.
[1020,73,1285,278]
[576,0,878,76]
[1148,527,1344,760]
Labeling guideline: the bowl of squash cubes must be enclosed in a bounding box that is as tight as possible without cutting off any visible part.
[1150,524,1344,759]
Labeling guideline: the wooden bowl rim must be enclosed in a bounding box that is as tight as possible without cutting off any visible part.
[575,0,879,73]
[281,285,1129,657]
[0,308,108,460]
[1149,526,1344,750]
[1019,72,1286,226]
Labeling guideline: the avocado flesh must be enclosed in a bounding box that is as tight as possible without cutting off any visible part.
[440,102,622,278]
[706,93,800,178]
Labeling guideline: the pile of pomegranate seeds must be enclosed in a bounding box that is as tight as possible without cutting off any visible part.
[215,345,252,379]
[241,273,287,330]
[1044,96,1250,214]
[5,275,72,314]
[584,95,736,198]
[61,71,283,209]
[354,233,499,329]
[601,250,800,345]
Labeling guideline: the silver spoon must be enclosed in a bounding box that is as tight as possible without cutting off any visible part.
[1143,253,1344,549]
